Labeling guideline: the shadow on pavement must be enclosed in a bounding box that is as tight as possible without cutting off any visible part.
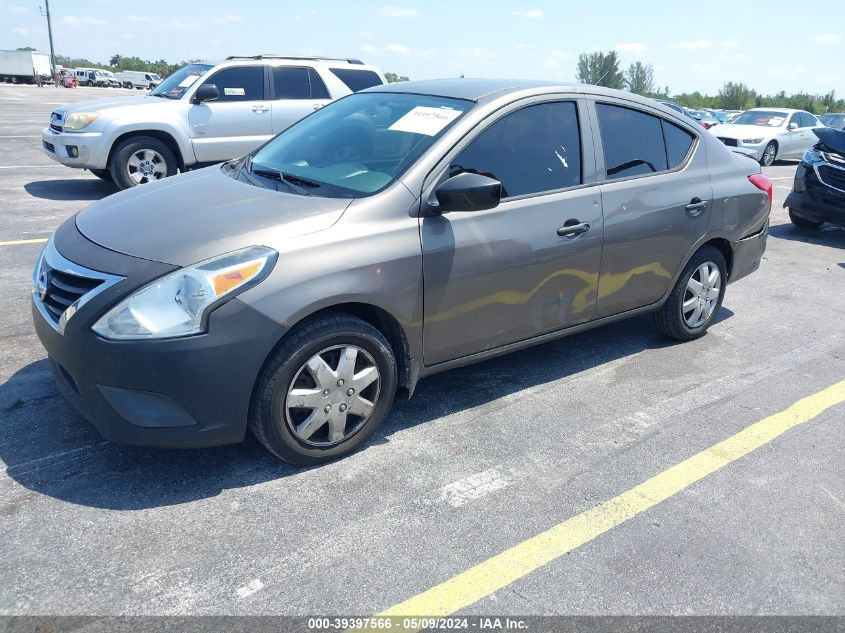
[0,310,732,511]
[768,222,845,248]
[24,178,116,202]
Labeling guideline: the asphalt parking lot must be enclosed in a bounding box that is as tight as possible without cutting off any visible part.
[1,84,844,618]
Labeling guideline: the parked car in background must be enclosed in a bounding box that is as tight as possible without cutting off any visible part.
[74,68,119,88]
[713,108,823,166]
[696,110,719,129]
[785,127,845,229]
[656,100,704,127]
[115,70,162,90]
[819,113,845,129]
[42,55,386,189]
[33,79,771,464]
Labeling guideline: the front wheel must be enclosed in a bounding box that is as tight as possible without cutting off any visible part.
[760,141,777,167]
[250,315,397,465]
[89,168,113,183]
[109,135,177,189]
[789,209,823,229]
[654,246,727,341]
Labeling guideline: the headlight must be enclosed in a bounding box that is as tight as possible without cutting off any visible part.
[63,112,100,131]
[741,137,764,144]
[802,148,823,165]
[92,246,277,340]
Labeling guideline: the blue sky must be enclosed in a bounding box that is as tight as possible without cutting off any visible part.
[2,0,842,96]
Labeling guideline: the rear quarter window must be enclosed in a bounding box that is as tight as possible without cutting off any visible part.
[330,68,384,92]
[662,120,695,168]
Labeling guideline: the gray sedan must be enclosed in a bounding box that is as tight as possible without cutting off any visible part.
[32,79,772,464]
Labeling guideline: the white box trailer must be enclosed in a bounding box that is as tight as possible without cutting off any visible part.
[0,50,51,83]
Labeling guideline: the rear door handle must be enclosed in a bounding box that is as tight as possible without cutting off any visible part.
[251,105,270,113]
[557,221,590,237]
[685,198,709,215]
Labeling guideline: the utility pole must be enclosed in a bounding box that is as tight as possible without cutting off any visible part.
[39,1,56,70]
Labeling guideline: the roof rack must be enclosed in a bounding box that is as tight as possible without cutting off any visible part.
[225,55,364,65]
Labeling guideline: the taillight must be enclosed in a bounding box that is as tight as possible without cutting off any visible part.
[748,173,772,205]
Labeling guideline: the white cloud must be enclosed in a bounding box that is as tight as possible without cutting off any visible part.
[376,5,417,18]
[616,42,647,52]
[13,26,28,35]
[213,14,244,24]
[385,43,410,55]
[127,14,150,22]
[514,44,529,50]
[511,9,543,17]
[814,33,841,44]
[676,39,713,49]
[63,15,108,26]
[722,40,739,48]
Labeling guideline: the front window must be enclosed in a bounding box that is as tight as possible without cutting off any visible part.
[150,63,213,100]
[730,111,788,127]
[246,92,473,198]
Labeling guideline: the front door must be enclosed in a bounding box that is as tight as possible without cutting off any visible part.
[188,65,273,162]
[421,100,604,366]
[592,101,713,318]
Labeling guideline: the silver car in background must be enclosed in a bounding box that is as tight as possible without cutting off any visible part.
[32,79,772,465]
[714,107,824,166]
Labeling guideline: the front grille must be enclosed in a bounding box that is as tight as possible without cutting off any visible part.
[43,140,55,153]
[817,164,845,193]
[718,137,738,147]
[36,260,104,325]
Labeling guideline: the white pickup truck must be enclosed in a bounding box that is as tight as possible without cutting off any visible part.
[42,55,385,189]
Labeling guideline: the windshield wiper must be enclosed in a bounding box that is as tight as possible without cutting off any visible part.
[251,167,312,196]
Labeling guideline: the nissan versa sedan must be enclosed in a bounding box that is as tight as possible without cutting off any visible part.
[32,79,772,464]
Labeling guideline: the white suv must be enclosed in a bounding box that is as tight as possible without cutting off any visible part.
[42,55,385,189]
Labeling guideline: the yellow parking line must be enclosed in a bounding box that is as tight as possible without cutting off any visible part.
[376,379,845,622]
[0,238,48,247]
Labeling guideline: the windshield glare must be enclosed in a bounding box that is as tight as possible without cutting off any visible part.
[150,63,213,99]
[249,93,473,197]
[731,111,787,127]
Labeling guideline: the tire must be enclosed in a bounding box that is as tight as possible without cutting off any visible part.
[109,135,177,190]
[760,141,777,167]
[788,208,823,229]
[250,314,397,465]
[654,245,727,341]
[89,168,113,183]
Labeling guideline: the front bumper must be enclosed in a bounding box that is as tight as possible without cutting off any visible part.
[32,219,286,448]
[41,127,108,169]
[784,162,845,225]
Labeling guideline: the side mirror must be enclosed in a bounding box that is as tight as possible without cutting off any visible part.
[787,121,798,130]
[432,172,502,214]
[193,83,219,103]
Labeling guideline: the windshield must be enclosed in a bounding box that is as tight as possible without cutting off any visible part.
[150,73,162,81]
[150,63,213,99]
[730,111,788,127]
[248,92,473,198]
[820,114,845,128]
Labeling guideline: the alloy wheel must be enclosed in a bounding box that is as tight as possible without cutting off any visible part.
[682,261,721,328]
[126,149,168,185]
[284,344,381,446]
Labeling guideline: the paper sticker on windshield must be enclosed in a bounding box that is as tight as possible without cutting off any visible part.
[768,117,785,126]
[389,106,462,136]
[223,87,246,96]
[178,75,201,88]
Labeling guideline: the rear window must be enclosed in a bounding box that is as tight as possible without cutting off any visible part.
[272,66,330,100]
[330,68,384,92]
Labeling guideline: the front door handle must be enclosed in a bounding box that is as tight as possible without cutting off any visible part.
[251,105,270,113]
[557,221,590,237]
[685,198,709,215]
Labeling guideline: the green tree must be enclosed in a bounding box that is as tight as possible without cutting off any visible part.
[624,62,655,96]
[719,82,756,110]
[384,72,409,83]
[576,50,624,89]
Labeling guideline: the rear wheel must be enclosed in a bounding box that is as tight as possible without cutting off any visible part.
[760,141,777,167]
[109,135,177,190]
[250,314,397,465]
[655,245,727,341]
[788,208,823,229]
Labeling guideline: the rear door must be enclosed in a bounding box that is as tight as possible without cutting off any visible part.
[420,99,604,365]
[269,66,332,134]
[591,100,712,318]
[188,64,273,162]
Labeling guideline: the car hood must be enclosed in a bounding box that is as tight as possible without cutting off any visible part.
[713,124,782,140]
[814,126,845,155]
[76,166,352,267]
[59,95,172,114]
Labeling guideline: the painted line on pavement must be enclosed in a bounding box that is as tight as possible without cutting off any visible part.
[0,238,48,247]
[371,379,845,622]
